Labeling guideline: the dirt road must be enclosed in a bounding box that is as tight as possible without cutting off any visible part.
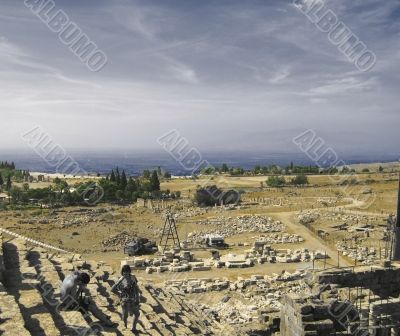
[274,211,350,268]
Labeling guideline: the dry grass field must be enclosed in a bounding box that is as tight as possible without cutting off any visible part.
[1,162,399,284]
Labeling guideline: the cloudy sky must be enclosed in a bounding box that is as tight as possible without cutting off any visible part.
[1,0,399,156]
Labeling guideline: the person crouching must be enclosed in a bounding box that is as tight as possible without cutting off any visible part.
[60,270,115,327]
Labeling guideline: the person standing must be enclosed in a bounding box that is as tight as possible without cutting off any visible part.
[111,265,141,333]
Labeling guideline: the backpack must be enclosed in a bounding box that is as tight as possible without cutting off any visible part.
[119,275,139,300]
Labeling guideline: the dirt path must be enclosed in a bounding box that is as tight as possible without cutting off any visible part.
[274,199,386,266]
[273,211,350,267]
[269,197,372,268]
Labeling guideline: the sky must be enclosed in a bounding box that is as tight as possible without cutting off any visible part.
[1,0,399,156]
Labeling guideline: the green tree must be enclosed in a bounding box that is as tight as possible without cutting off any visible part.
[9,186,22,203]
[150,170,160,191]
[230,167,244,176]
[0,173,3,187]
[270,164,281,174]
[115,190,124,200]
[126,177,137,193]
[378,166,384,172]
[291,174,309,186]
[284,166,290,175]
[143,170,151,179]
[99,179,118,202]
[6,176,12,191]
[120,170,128,189]
[195,185,239,206]
[201,167,215,175]
[140,180,152,192]
[221,164,229,173]
[266,176,286,188]
[341,166,350,174]
[110,170,116,182]
[115,167,121,185]
[253,165,261,174]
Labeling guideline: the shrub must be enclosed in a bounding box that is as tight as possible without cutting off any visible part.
[195,185,240,206]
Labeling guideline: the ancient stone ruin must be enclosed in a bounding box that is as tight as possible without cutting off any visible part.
[280,266,400,335]
[1,227,400,335]
[0,231,230,335]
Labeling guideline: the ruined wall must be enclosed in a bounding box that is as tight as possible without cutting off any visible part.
[280,267,400,335]
[316,267,400,298]
[136,198,146,207]
[280,294,336,336]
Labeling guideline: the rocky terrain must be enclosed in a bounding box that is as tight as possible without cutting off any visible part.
[0,233,233,335]
[184,215,284,245]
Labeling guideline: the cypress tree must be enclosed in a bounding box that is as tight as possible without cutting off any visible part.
[142,170,151,179]
[0,173,3,186]
[116,167,121,185]
[6,176,11,191]
[121,170,127,189]
[127,177,137,192]
[110,170,116,182]
[150,170,160,191]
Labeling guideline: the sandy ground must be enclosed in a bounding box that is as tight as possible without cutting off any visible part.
[1,170,398,284]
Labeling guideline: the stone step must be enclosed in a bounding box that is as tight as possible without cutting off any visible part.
[0,294,31,335]
[1,239,60,335]
[0,240,222,335]
[158,313,177,327]
[95,277,191,335]
[59,311,97,335]
[2,240,94,336]
[26,313,60,336]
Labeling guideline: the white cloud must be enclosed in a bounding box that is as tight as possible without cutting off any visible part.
[167,63,199,84]
[308,77,378,96]
[269,67,291,84]
[0,0,398,154]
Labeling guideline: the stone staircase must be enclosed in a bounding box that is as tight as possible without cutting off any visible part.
[0,234,224,335]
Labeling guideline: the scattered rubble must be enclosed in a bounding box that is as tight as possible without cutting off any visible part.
[297,212,320,225]
[246,243,327,264]
[336,240,381,265]
[102,231,133,249]
[123,249,214,274]
[166,270,310,326]
[123,244,328,274]
[254,233,304,244]
[297,209,383,228]
[186,215,284,245]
